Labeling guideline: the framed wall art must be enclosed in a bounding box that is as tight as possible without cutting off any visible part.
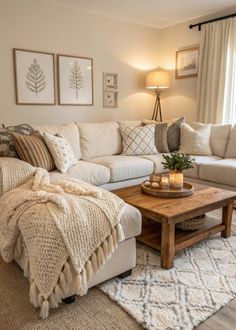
[57,54,93,105]
[103,72,118,90]
[176,47,199,79]
[103,91,118,108]
[13,48,55,105]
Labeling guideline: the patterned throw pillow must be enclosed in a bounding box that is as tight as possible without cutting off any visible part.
[120,125,158,156]
[142,117,184,152]
[11,132,55,171]
[0,124,34,157]
[43,132,78,173]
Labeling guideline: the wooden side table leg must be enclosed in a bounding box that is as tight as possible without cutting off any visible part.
[161,222,175,269]
[221,201,234,238]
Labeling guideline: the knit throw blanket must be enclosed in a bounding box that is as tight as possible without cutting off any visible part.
[0,168,125,319]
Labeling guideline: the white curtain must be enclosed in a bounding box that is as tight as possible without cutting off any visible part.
[197,18,236,124]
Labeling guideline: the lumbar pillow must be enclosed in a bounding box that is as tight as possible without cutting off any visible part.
[43,132,78,173]
[11,131,55,171]
[120,125,158,156]
[142,117,184,152]
[0,157,35,197]
[0,123,34,158]
[179,122,212,156]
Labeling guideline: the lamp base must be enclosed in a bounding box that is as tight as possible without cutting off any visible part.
[152,90,162,121]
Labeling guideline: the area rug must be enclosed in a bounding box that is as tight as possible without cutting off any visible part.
[99,210,236,330]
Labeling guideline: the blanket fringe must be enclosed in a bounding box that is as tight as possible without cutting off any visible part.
[14,236,23,258]
[38,223,125,318]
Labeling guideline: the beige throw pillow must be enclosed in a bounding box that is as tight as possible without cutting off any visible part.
[120,125,158,156]
[43,132,78,173]
[179,122,212,156]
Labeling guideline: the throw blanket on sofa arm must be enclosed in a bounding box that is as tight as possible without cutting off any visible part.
[0,168,125,319]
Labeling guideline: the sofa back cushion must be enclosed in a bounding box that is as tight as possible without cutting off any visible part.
[225,125,236,158]
[210,124,231,158]
[77,122,122,159]
[33,123,81,159]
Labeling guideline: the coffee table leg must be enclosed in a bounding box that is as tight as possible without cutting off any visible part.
[221,201,234,238]
[161,222,175,269]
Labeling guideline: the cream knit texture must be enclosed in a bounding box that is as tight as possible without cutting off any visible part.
[0,168,125,319]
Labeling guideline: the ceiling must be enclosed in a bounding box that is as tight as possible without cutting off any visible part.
[51,0,236,29]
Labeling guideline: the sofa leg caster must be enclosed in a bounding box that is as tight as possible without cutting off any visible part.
[62,295,76,304]
[118,269,132,279]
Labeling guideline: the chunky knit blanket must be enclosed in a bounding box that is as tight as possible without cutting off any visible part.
[0,168,125,319]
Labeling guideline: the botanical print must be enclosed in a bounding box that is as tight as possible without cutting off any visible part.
[58,55,93,105]
[176,48,199,79]
[26,59,46,96]
[103,72,118,90]
[69,61,84,99]
[13,49,55,104]
[103,91,118,108]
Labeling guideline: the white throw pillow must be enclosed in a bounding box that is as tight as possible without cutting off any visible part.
[44,132,78,173]
[179,122,212,156]
[120,125,158,156]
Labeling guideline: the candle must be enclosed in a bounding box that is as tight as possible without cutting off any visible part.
[169,171,183,189]
[161,176,169,189]
[150,173,161,183]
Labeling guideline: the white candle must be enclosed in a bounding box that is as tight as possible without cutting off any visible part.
[161,177,169,189]
[169,171,183,189]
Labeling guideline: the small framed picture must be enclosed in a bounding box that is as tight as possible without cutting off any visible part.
[57,54,93,105]
[13,48,55,105]
[103,72,118,90]
[103,91,118,108]
[176,48,199,79]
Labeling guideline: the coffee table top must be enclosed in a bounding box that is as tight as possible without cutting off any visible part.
[113,183,236,223]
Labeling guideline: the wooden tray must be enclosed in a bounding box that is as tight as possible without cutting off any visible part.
[141,182,194,198]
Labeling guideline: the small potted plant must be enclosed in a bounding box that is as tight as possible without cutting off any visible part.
[161,152,194,189]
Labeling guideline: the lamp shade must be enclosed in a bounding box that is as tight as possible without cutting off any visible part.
[146,70,171,89]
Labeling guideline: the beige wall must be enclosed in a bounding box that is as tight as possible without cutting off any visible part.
[0,0,159,125]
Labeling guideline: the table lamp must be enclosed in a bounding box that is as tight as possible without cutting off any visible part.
[146,69,171,121]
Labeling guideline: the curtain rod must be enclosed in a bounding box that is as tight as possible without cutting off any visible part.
[189,12,236,31]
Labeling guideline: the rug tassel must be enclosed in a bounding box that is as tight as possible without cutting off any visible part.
[40,299,49,320]
[30,281,39,308]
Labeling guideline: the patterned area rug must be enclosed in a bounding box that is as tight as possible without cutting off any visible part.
[99,210,236,330]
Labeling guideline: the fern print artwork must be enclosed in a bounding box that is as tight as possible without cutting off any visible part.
[25,59,46,96]
[69,61,84,99]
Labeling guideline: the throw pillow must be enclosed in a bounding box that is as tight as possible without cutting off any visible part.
[120,125,158,156]
[43,132,78,173]
[0,123,34,157]
[142,117,184,152]
[11,131,55,171]
[179,122,212,156]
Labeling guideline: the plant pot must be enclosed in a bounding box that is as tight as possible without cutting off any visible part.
[169,171,183,189]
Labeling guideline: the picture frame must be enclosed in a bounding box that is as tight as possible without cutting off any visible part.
[103,72,118,90]
[176,47,199,79]
[57,54,93,105]
[103,91,118,108]
[13,48,55,105]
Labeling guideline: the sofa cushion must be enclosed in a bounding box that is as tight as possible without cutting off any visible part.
[225,125,236,158]
[199,159,236,187]
[210,124,231,158]
[140,154,168,173]
[88,155,153,182]
[33,123,81,159]
[77,122,122,159]
[118,120,141,128]
[179,122,212,156]
[185,155,222,179]
[120,125,157,156]
[64,161,110,186]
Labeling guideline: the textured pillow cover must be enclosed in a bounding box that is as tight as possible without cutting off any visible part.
[120,125,158,156]
[0,124,34,157]
[142,117,184,152]
[43,132,78,173]
[179,122,212,156]
[11,131,55,171]
[0,157,35,197]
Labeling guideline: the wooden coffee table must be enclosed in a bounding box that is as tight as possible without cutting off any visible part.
[113,183,236,269]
